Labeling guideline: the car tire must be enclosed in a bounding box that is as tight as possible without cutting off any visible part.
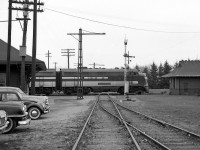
[28,107,41,120]
[4,118,16,134]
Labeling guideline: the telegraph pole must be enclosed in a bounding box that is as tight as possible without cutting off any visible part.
[17,0,30,92]
[45,50,52,69]
[53,62,57,70]
[6,0,12,86]
[6,0,43,94]
[31,0,44,95]
[68,28,105,99]
[89,62,105,69]
[61,49,75,69]
[77,28,83,99]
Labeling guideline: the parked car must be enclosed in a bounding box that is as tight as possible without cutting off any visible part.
[0,110,8,133]
[0,94,31,133]
[0,87,50,120]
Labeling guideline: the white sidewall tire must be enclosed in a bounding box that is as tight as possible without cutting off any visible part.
[28,107,41,120]
[4,118,16,134]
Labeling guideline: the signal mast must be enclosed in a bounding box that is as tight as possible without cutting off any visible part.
[123,38,134,100]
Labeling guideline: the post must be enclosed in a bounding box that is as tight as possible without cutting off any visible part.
[54,62,57,70]
[31,0,37,95]
[67,29,105,99]
[20,1,28,92]
[45,50,52,69]
[48,50,50,69]
[68,51,70,69]
[77,28,83,99]
[61,49,75,69]
[124,38,128,95]
[6,0,12,86]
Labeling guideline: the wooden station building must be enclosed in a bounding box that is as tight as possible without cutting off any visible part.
[0,39,46,89]
[163,60,200,95]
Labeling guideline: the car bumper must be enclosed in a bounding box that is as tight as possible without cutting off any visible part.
[18,118,31,125]
[43,106,50,114]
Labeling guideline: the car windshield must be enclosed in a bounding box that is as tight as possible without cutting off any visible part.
[16,88,26,96]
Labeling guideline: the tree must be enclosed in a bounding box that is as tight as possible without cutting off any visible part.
[173,61,180,69]
[162,60,172,88]
[158,63,164,77]
[143,66,150,76]
[149,62,158,89]
[135,65,140,72]
[163,60,172,74]
[158,63,165,88]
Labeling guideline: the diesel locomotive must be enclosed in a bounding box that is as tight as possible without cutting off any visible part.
[33,68,149,95]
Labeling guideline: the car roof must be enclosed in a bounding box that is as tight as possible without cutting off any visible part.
[0,87,20,92]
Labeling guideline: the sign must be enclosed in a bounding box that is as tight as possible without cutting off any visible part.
[19,46,26,56]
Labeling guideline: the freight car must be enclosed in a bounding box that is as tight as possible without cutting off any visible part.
[33,68,149,95]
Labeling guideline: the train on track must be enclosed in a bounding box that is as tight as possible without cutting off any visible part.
[32,68,149,95]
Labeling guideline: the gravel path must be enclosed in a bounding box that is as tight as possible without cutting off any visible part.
[0,96,95,150]
[0,94,199,150]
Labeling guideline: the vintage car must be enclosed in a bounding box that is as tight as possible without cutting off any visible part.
[0,110,8,133]
[0,95,31,133]
[0,87,50,120]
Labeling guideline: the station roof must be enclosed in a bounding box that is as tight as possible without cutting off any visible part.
[163,60,200,78]
[0,39,46,70]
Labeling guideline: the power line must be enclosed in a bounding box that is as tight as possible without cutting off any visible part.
[0,20,18,22]
[45,8,200,34]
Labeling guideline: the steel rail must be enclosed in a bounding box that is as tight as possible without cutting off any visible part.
[98,98,171,150]
[110,98,171,150]
[110,98,141,150]
[71,95,99,150]
[114,100,200,139]
[124,119,171,150]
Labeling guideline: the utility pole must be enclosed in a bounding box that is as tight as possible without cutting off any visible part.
[67,28,105,99]
[53,62,57,70]
[6,0,12,86]
[6,0,43,94]
[17,0,30,93]
[61,49,75,69]
[45,50,52,69]
[31,0,44,95]
[89,62,105,69]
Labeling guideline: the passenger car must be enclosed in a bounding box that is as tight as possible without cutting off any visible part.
[0,94,31,133]
[0,87,50,120]
[0,110,8,133]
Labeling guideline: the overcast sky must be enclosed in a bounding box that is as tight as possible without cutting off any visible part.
[1,0,200,69]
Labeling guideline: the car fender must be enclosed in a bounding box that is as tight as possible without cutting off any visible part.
[26,103,43,112]
[0,101,26,117]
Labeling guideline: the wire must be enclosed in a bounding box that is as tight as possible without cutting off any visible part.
[45,8,200,34]
[0,20,18,22]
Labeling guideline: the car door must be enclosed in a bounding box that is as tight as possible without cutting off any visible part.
[0,92,22,116]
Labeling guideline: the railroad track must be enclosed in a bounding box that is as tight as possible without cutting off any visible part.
[71,93,200,150]
[72,93,136,150]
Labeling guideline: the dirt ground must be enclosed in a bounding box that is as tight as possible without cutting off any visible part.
[0,96,96,150]
[0,94,200,150]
